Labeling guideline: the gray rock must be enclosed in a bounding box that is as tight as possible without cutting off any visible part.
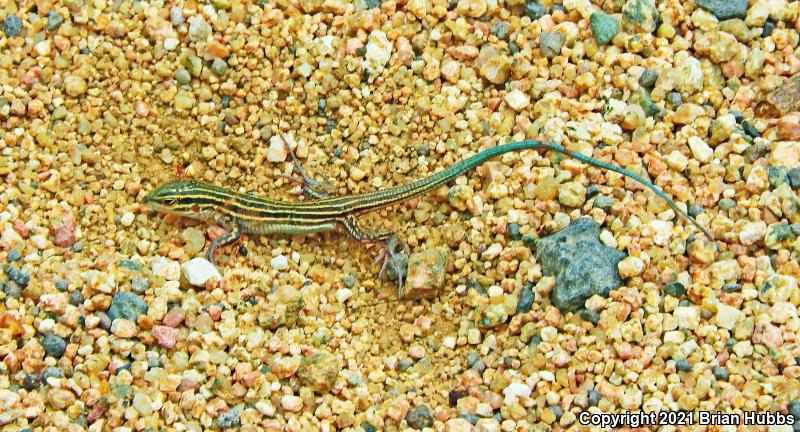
[516,282,535,314]
[47,11,64,31]
[107,292,148,321]
[405,405,433,429]
[215,405,242,429]
[696,0,748,20]
[525,1,547,20]
[2,280,22,299]
[42,333,67,358]
[789,167,800,190]
[3,15,22,37]
[535,218,626,312]
[539,31,564,60]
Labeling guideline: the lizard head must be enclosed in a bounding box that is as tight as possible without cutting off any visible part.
[143,179,212,219]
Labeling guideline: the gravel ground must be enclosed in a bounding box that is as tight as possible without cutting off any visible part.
[1,0,800,431]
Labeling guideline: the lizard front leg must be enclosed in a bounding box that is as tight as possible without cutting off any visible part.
[206,218,242,265]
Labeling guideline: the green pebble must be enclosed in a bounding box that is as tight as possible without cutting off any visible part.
[639,69,658,88]
[664,281,686,297]
[718,198,736,211]
[579,309,599,325]
[211,59,228,76]
[666,92,682,109]
[184,55,203,77]
[767,166,789,189]
[176,69,191,84]
[589,11,619,45]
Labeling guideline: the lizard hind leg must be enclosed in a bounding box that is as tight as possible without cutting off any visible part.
[341,216,410,296]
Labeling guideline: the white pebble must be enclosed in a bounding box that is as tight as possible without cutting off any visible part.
[267,135,288,162]
[181,258,222,286]
[503,382,532,399]
[363,30,392,73]
[256,401,275,417]
[31,234,49,250]
[120,211,135,227]
[487,285,504,298]
[270,255,289,271]
[504,89,530,111]
[688,136,713,163]
[739,221,767,245]
[151,256,181,281]
[666,150,689,171]
[163,38,180,51]
[618,256,645,278]
[539,371,555,382]
[335,288,353,303]
[674,306,700,329]
[715,304,742,330]
[281,395,303,412]
[39,318,55,333]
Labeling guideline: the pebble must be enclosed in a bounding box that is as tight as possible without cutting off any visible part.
[539,32,564,60]
[590,11,619,45]
[7,249,21,262]
[664,282,686,297]
[111,319,137,338]
[120,212,135,227]
[622,0,659,33]
[181,258,222,286]
[42,333,67,358]
[164,38,180,51]
[64,76,87,97]
[716,304,742,330]
[216,406,242,429]
[688,136,713,163]
[187,15,211,42]
[47,11,64,31]
[211,58,228,76]
[504,90,529,111]
[403,248,446,300]
[712,366,729,380]
[267,135,288,162]
[618,256,644,278]
[538,218,625,312]
[788,167,800,190]
[739,221,767,245]
[170,6,185,25]
[524,1,547,20]
[152,326,179,348]
[107,292,149,321]
[2,280,22,299]
[363,30,392,74]
[270,255,289,271]
[406,405,434,429]
[281,395,303,412]
[696,0,748,19]
[503,382,532,399]
[3,15,22,37]
[335,288,353,303]
[516,283,535,314]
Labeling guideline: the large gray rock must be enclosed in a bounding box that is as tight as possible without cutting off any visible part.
[695,0,748,20]
[535,218,626,312]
